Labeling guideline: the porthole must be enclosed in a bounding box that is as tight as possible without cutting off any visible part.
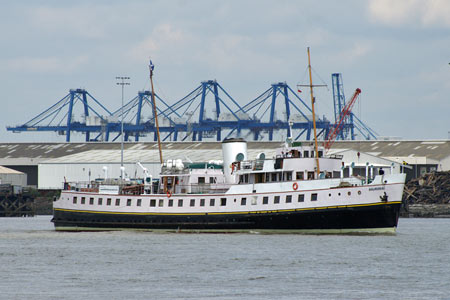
[338,193,341,196]
[329,193,331,197]
[348,191,351,196]
[358,191,361,195]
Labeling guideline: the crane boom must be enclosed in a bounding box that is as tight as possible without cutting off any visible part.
[324,88,361,151]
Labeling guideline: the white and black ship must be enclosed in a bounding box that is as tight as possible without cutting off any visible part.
[52,138,406,233]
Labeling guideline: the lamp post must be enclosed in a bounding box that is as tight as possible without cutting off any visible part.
[116,76,130,178]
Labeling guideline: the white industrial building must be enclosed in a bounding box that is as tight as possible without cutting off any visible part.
[0,166,27,186]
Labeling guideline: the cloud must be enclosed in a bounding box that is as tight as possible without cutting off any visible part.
[27,4,120,39]
[129,23,193,62]
[3,55,89,73]
[368,0,450,27]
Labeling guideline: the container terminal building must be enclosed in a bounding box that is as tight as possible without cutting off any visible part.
[0,140,449,190]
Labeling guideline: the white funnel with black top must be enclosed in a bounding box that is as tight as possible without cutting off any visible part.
[222,138,247,184]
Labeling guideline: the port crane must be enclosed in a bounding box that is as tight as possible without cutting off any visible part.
[324,88,361,151]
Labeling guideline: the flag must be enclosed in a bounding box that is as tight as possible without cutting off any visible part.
[149,60,154,71]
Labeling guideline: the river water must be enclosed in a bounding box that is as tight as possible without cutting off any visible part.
[0,216,449,300]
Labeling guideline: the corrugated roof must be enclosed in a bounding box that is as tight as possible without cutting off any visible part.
[0,140,449,165]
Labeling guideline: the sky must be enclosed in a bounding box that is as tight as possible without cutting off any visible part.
[0,0,449,142]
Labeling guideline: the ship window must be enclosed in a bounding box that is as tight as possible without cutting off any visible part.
[220,198,227,206]
[239,175,243,183]
[244,174,249,183]
[318,150,323,158]
[209,177,215,184]
[168,199,173,207]
[307,172,315,180]
[137,199,142,206]
[296,172,304,180]
[198,177,205,184]
[89,198,94,205]
[286,172,292,181]
[159,199,163,207]
[107,198,112,205]
[241,197,247,205]
[150,199,156,207]
[190,199,195,207]
[200,199,205,206]
[311,193,318,201]
[98,198,103,205]
[81,197,86,204]
[303,151,309,158]
[274,196,280,204]
[348,191,351,196]
[298,194,305,202]
[115,199,120,206]
[286,195,292,203]
[127,199,132,206]
[73,197,77,204]
[210,198,215,206]
[333,171,340,178]
[263,196,269,204]
[265,173,270,182]
[271,173,277,182]
[178,199,183,207]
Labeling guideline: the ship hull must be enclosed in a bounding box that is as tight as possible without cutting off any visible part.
[52,201,401,234]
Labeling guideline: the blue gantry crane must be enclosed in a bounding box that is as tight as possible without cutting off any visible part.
[239,82,330,141]
[7,75,378,142]
[7,89,112,142]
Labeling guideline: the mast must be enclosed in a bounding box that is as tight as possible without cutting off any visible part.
[307,47,321,176]
[149,60,163,164]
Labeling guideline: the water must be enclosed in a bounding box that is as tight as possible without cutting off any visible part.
[0,217,449,300]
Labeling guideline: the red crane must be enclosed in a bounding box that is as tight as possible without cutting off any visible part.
[324,88,361,151]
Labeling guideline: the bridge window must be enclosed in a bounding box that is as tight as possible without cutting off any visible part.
[271,173,277,182]
[285,172,292,181]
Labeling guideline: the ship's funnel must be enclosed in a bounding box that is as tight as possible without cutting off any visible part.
[222,138,247,183]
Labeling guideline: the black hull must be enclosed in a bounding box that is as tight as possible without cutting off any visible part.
[52,202,401,233]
